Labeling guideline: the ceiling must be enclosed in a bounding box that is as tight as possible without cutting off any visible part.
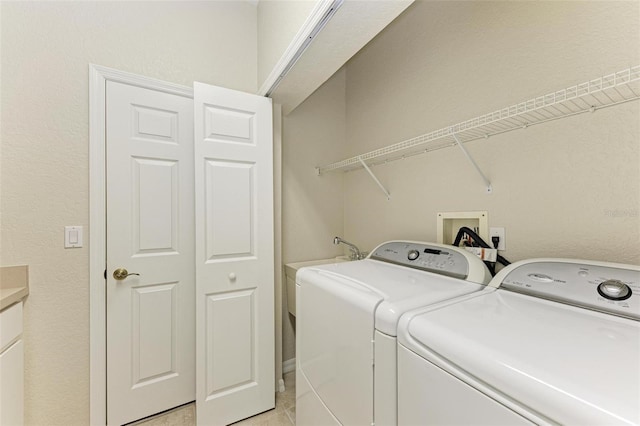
[269,0,414,115]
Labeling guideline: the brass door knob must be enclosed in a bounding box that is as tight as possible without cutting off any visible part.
[113,268,140,280]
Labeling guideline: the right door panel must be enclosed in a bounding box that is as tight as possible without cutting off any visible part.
[194,82,274,426]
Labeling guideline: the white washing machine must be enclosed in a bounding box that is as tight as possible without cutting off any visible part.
[397,258,640,425]
[295,240,492,426]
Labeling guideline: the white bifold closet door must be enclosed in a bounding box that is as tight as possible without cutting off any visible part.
[194,82,275,425]
[106,81,195,426]
[106,78,274,426]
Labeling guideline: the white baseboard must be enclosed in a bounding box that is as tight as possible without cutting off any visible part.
[283,358,296,374]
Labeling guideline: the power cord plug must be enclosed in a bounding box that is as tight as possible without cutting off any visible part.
[491,236,500,250]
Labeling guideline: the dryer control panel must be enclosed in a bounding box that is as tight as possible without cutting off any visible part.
[500,261,640,320]
[370,241,470,280]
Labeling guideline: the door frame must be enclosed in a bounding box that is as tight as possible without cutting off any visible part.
[89,65,193,425]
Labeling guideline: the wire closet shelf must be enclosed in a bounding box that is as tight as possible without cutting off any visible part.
[316,65,640,175]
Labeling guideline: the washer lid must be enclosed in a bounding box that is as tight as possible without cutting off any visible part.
[299,259,485,336]
[399,290,640,425]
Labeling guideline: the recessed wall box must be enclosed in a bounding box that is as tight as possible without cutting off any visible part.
[437,211,488,246]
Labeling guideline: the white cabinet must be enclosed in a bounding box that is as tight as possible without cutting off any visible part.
[0,302,24,426]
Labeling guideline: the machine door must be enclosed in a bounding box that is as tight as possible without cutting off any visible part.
[397,345,532,425]
[297,269,383,425]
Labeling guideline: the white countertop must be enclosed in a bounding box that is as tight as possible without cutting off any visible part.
[0,265,29,311]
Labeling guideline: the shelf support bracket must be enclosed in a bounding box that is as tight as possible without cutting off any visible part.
[452,132,492,194]
[358,156,391,200]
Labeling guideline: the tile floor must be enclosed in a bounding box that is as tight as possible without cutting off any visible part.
[131,372,296,426]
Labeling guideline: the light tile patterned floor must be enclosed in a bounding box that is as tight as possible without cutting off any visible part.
[131,372,295,426]
[130,403,196,426]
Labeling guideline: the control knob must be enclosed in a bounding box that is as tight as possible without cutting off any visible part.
[597,279,632,301]
[407,249,420,261]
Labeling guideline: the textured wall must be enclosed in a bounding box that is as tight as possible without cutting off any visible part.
[343,1,640,264]
[281,68,347,361]
[0,2,257,424]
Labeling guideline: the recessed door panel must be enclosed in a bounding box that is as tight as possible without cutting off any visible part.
[204,105,254,144]
[132,157,178,256]
[132,282,178,386]
[205,289,256,398]
[205,160,255,261]
[133,105,178,143]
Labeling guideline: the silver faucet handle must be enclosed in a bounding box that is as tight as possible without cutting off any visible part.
[349,249,359,260]
[349,249,368,260]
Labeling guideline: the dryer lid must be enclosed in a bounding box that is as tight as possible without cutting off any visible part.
[298,259,485,336]
[400,290,640,425]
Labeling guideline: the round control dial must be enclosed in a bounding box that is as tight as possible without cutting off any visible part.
[597,279,632,301]
[407,249,420,261]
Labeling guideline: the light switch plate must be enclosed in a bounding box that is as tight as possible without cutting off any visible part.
[65,226,83,248]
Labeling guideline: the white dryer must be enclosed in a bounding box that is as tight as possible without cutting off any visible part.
[397,258,640,425]
[295,240,492,426]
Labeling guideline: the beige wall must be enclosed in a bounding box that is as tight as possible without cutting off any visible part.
[342,1,640,265]
[279,0,640,364]
[281,68,346,360]
[0,2,257,424]
[257,0,318,91]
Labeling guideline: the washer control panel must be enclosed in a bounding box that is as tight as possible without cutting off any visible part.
[370,241,469,279]
[500,261,640,320]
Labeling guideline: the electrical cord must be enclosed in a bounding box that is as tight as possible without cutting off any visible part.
[452,227,511,276]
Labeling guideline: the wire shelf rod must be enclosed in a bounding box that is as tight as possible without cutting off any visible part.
[568,99,585,110]
[600,90,616,104]
[548,104,566,116]
[341,94,640,176]
[317,66,640,176]
[557,103,576,114]
[611,86,626,99]
[464,128,489,139]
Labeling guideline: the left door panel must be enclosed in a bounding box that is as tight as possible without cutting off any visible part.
[106,81,194,425]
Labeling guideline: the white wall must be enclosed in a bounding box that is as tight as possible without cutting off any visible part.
[281,68,347,360]
[342,1,640,264]
[257,0,318,91]
[0,2,257,424]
